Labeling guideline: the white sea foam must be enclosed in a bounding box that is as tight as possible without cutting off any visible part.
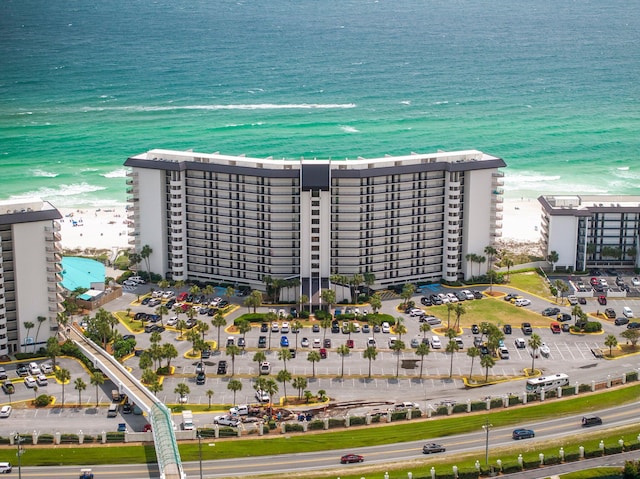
[31,169,59,178]
[79,103,356,112]
[101,168,128,178]
[400,100,411,105]
[9,183,106,206]
[617,166,630,171]
[340,126,360,133]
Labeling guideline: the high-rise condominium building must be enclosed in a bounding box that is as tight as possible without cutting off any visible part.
[0,199,64,354]
[125,149,505,302]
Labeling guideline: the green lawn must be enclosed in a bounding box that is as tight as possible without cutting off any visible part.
[559,467,624,479]
[507,270,553,299]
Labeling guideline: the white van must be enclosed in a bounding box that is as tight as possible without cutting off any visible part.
[107,403,119,417]
[623,306,634,318]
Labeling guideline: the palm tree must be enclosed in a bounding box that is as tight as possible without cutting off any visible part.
[225,286,235,304]
[226,344,241,376]
[34,316,47,352]
[263,378,279,409]
[445,328,459,378]
[420,322,431,339]
[465,253,477,278]
[46,337,61,368]
[363,346,378,378]
[140,244,153,279]
[227,379,242,405]
[212,313,227,351]
[484,245,498,293]
[320,289,336,316]
[162,343,178,369]
[278,348,292,372]
[320,317,333,339]
[149,379,163,397]
[480,353,495,382]
[253,351,266,377]
[336,344,350,377]
[155,304,169,326]
[307,350,321,378]
[445,303,455,330]
[400,283,416,309]
[415,342,430,379]
[503,256,514,281]
[55,368,71,406]
[74,378,86,407]
[369,315,382,339]
[547,250,559,271]
[391,340,405,378]
[292,376,308,400]
[23,321,34,352]
[604,334,618,357]
[453,303,466,332]
[174,383,190,403]
[90,371,104,407]
[198,321,210,341]
[467,346,480,380]
[276,370,292,405]
[291,320,303,350]
[369,293,382,314]
[394,317,407,342]
[528,333,542,375]
[206,389,214,409]
[236,319,252,347]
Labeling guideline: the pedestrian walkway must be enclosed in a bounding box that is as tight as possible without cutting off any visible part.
[67,326,184,479]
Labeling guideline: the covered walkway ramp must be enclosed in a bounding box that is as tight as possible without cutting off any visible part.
[68,327,185,479]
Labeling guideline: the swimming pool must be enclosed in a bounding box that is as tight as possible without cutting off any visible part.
[60,256,106,292]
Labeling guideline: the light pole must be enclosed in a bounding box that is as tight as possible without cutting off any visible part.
[197,432,203,479]
[482,419,492,467]
[14,433,23,479]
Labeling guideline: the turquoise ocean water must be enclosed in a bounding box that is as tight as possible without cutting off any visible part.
[1,0,639,208]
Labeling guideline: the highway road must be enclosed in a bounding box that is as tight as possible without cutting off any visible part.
[14,401,640,478]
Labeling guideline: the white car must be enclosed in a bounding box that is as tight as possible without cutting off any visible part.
[438,293,450,304]
[40,363,54,374]
[123,280,138,287]
[514,338,526,349]
[409,308,423,317]
[0,405,12,418]
[271,322,279,332]
[24,376,37,388]
[353,322,361,332]
[514,298,531,307]
[162,290,175,299]
[381,322,391,333]
[36,374,48,386]
[623,307,634,318]
[166,316,178,326]
[255,389,270,403]
[430,336,442,349]
[462,290,475,300]
[632,277,640,286]
[539,343,551,358]
[367,338,377,347]
[301,337,310,347]
[446,293,459,303]
[281,322,290,333]
[313,338,321,348]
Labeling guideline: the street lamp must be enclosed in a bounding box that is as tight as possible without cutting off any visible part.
[14,433,23,479]
[482,420,492,467]
[197,432,203,479]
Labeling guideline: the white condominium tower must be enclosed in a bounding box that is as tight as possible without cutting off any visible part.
[0,199,64,354]
[125,149,505,303]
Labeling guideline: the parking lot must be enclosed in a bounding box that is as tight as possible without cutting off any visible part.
[1,276,639,435]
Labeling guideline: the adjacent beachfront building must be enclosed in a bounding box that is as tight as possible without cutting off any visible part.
[125,149,506,302]
[539,195,640,272]
[0,199,64,354]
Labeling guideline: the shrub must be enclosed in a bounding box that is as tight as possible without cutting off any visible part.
[434,406,448,416]
[349,416,366,426]
[38,434,54,444]
[284,423,303,433]
[579,383,592,393]
[564,452,580,462]
[508,395,522,406]
[490,398,503,409]
[626,371,638,382]
[60,434,79,443]
[584,321,602,332]
[328,418,345,429]
[562,385,576,395]
[453,403,467,413]
[34,394,52,407]
[470,401,487,411]
[545,455,561,465]
[299,310,310,319]
[307,420,324,430]
[391,411,407,421]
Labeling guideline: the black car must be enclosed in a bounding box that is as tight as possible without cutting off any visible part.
[166,299,176,309]
[218,300,229,308]
[134,312,147,321]
[217,361,228,375]
[290,307,298,318]
[237,337,246,348]
[542,307,560,317]
[504,293,518,302]
[422,443,446,454]
[201,348,211,359]
[196,372,206,385]
[627,322,640,330]
[144,324,156,333]
[258,336,267,348]
[557,313,572,322]
[323,338,332,348]
[471,324,480,335]
[289,348,297,359]
[615,317,629,326]
[122,403,132,414]
[512,428,535,440]
[472,290,484,299]
[331,323,340,334]
[421,297,432,306]
[141,297,151,305]
[503,324,512,334]
[578,297,587,305]
[122,334,135,341]
[260,323,269,332]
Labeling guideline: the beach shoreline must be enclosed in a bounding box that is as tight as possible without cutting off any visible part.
[57,195,544,253]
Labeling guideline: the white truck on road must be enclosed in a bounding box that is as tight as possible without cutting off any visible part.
[182,410,194,430]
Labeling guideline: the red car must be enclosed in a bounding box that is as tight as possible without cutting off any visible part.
[340,453,364,464]
[320,348,327,359]
[177,292,189,302]
[597,295,607,305]
[550,322,561,334]
[143,423,152,432]
[590,277,599,286]
[346,339,354,348]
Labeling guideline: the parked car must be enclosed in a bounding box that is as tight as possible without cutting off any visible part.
[578,297,587,305]
[0,368,7,381]
[0,405,12,418]
[196,372,206,385]
[430,336,442,349]
[604,308,616,319]
[632,277,640,286]
[514,298,531,307]
[255,389,270,402]
[597,295,607,305]
[557,313,572,322]
[615,317,629,326]
[567,295,578,305]
[422,443,446,454]
[512,428,535,439]
[503,324,512,334]
[347,339,355,348]
[258,336,267,348]
[542,307,560,317]
[498,346,509,359]
[217,361,228,375]
[301,337,310,348]
[213,415,240,427]
[16,364,29,377]
[340,454,364,464]
[280,336,289,347]
[471,324,480,334]
[521,323,533,335]
[514,338,526,349]
[550,322,561,334]
[1,381,14,394]
[539,343,551,357]
[35,374,48,386]
[627,322,640,329]
[623,306,634,318]
[24,376,37,388]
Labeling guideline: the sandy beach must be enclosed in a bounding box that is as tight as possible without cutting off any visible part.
[57,196,543,253]
[58,206,130,252]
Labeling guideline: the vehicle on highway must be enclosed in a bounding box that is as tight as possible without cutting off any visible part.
[581,415,602,427]
[422,443,446,453]
[525,373,569,393]
[512,428,535,439]
[340,453,364,464]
